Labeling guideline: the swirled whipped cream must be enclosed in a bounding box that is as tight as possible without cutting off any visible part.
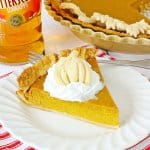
[60,2,150,37]
[44,51,103,102]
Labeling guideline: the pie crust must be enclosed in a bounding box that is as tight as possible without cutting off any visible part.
[17,47,119,127]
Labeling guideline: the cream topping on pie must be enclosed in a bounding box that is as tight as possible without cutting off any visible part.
[54,51,92,85]
[61,2,150,37]
[44,51,104,101]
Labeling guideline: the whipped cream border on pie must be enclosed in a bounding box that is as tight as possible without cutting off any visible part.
[60,2,150,37]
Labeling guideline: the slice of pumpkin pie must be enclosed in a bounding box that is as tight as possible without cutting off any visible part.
[17,47,119,128]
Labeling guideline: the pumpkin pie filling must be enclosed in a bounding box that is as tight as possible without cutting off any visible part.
[17,47,119,127]
[67,0,149,24]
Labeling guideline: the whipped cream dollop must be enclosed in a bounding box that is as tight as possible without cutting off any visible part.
[60,2,150,37]
[44,51,103,102]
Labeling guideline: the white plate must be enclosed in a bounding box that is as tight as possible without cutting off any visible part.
[0,65,150,150]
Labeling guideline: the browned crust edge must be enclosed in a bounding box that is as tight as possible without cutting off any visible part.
[17,54,58,92]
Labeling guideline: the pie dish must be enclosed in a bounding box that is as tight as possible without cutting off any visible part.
[45,0,150,53]
[17,47,119,128]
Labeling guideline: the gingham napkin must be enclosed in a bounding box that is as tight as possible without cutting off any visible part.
[0,49,150,150]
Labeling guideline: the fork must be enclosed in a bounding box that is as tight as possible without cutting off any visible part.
[28,51,150,69]
[96,59,150,69]
[28,51,43,64]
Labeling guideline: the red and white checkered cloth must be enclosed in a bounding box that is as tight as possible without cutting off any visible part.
[0,49,150,150]
[0,123,35,150]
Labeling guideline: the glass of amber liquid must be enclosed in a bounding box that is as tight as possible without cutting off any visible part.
[0,0,44,64]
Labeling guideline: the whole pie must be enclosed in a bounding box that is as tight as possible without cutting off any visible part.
[17,47,119,128]
[49,0,150,38]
